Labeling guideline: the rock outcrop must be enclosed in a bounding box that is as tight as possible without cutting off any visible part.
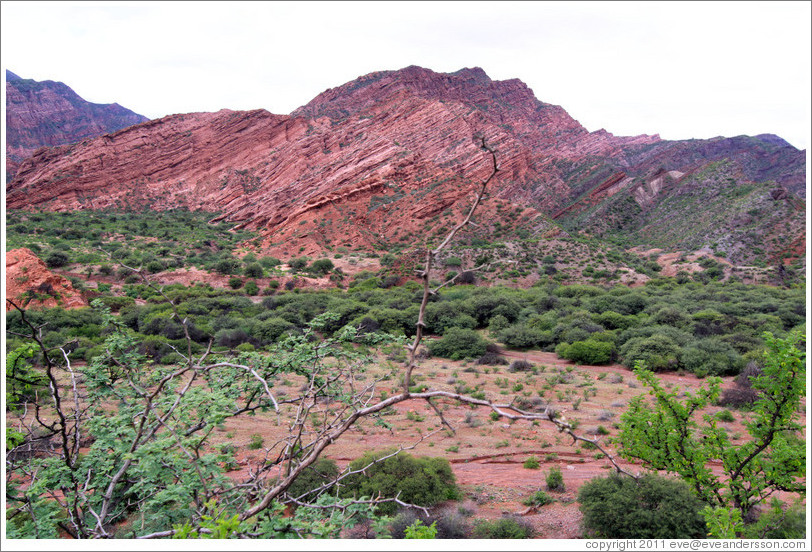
[5,248,88,311]
[5,70,149,177]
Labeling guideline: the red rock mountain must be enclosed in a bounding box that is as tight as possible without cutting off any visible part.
[6,66,805,262]
[5,70,149,178]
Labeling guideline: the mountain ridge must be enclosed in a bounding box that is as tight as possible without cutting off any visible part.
[6,66,805,268]
[5,70,149,178]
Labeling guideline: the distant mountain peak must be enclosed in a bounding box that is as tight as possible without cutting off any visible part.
[5,73,149,177]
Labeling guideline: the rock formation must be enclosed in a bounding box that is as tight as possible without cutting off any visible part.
[5,248,88,311]
[5,70,149,177]
[6,66,805,263]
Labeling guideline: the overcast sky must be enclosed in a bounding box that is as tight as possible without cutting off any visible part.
[2,1,810,149]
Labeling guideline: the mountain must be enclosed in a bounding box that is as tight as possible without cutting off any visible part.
[6,66,805,268]
[5,70,149,178]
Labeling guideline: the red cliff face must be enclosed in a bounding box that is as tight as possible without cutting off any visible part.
[6,66,803,260]
[5,71,149,177]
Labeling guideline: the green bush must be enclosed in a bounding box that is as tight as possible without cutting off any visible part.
[546,466,565,492]
[228,277,244,289]
[340,451,459,515]
[497,324,549,349]
[427,328,490,360]
[715,409,736,423]
[244,262,264,278]
[557,339,614,365]
[522,490,554,507]
[243,281,259,296]
[471,516,534,538]
[620,334,681,371]
[523,456,540,469]
[247,433,264,450]
[307,258,334,276]
[578,474,706,539]
[680,337,744,376]
[285,457,340,500]
[404,519,437,539]
[259,256,281,268]
[45,251,69,268]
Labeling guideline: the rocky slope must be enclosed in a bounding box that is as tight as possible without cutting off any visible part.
[6,66,805,265]
[5,248,87,311]
[5,70,149,178]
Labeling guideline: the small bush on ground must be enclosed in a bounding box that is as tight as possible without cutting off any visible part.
[340,451,459,515]
[523,456,540,469]
[285,457,340,501]
[475,352,508,365]
[546,466,565,492]
[427,328,490,360]
[471,516,535,538]
[578,473,706,539]
[522,490,554,507]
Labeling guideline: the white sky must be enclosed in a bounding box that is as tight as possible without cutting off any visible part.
[2,0,811,149]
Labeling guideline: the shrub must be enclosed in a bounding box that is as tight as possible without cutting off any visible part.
[247,433,264,450]
[307,258,334,276]
[427,328,489,361]
[228,277,244,289]
[716,409,736,423]
[523,456,540,470]
[545,466,565,492]
[718,387,759,408]
[389,509,470,539]
[288,257,309,272]
[578,474,706,539]
[620,334,681,371]
[243,281,259,296]
[680,337,744,376]
[475,352,508,366]
[456,271,476,285]
[557,339,614,365]
[244,262,264,278]
[487,314,510,334]
[497,324,549,349]
[522,490,554,507]
[285,457,340,500]
[340,451,458,515]
[508,359,534,372]
[471,516,534,539]
[404,519,437,539]
[45,251,69,268]
[214,257,241,275]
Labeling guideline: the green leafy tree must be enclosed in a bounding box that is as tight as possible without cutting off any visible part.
[617,331,805,523]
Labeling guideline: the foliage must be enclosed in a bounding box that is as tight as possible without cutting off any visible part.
[617,331,805,519]
[340,450,459,515]
[522,456,540,469]
[427,327,489,360]
[404,519,437,539]
[578,474,707,539]
[557,339,614,365]
[284,457,340,501]
[522,490,554,507]
[546,466,565,492]
[471,516,535,538]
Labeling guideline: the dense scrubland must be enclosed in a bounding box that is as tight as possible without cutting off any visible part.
[5,208,806,541]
